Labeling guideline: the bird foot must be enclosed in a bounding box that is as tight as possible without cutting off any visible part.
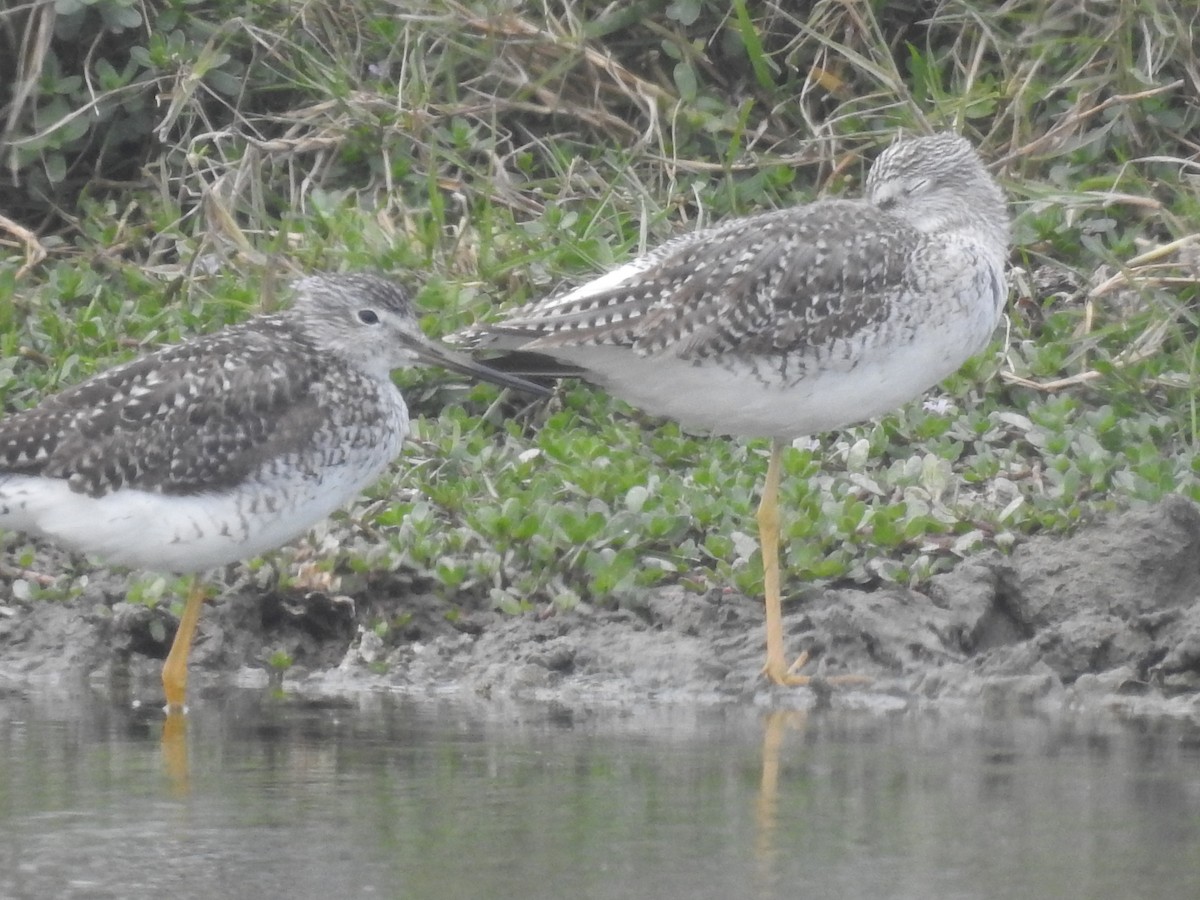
[762,650,814,686]
[762,650,873,687]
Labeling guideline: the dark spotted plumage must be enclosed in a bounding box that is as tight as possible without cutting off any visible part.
[487,202,923,360]
[0,319,385,498]
[0,272,545,573]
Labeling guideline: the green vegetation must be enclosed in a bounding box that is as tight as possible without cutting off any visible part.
[2,0,1198,613]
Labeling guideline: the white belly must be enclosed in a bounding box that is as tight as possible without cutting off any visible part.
[0,418,407,574]
[552,313,999,438]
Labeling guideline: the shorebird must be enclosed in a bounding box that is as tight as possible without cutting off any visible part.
[0,273,547,711]
[455,132,1010,686]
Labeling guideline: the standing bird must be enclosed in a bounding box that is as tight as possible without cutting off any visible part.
[455,132,1010,686]
[0,273,547,711]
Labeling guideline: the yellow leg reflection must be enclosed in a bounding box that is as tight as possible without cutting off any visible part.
[162,576,207,713]
[755,710,807,873]
[161,710,191,796]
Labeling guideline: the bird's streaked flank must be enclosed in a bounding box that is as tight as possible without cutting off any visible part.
[0,273,547,712]
[456,132,1010,686]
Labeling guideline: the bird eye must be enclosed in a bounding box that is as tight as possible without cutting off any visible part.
[357,309,380,325]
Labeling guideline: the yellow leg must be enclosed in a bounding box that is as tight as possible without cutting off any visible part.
[760,439,811,685]
[161,709,191,796]
[758,440,872,688]
[161,576,206,713]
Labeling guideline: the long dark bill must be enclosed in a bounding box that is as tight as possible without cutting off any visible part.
[411,337,552,397]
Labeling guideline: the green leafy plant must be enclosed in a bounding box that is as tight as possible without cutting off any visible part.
[1,0,1198,617]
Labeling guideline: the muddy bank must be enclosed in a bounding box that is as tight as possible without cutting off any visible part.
[2,495,1199,721]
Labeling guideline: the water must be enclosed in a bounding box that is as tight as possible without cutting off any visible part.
[1,689,1198,899]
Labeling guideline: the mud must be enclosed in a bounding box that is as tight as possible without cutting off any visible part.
[2,495,1199,721]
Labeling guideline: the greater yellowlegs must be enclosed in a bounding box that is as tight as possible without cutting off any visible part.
[0,273,547,711]
[456,132,1010,686]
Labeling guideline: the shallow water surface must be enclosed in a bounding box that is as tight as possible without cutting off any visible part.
[0,691,1198,899]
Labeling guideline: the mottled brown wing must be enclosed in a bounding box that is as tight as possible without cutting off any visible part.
[485,201,923,361]
[0,319,333,497]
